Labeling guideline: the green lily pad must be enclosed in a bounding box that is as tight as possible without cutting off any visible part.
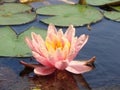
[36,4,103,27]
[104,11,120,22]
[0,3,36,25]
[1,0,16,2]
[86,0,120,6]
[110,6,120,11]
[0,26,47,57]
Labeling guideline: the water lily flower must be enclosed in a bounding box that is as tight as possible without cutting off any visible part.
[20,24,95,76]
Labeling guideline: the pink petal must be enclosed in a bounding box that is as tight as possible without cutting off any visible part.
[66,61,93,74]
[62,43,70,59]
[57,29,63,38]
[69,34,89,60]
[47,23,57,36]
[31,32,48,57]
[31,38,41,53]
[25,37,34,50]
[31,32,39,43]
[55,59,69,70]
[31,32,45,46]
[54,49,63,62]
[65,25,75,42]
[32,51,53,67]
[67,37,77,61]
[34,66,56,76]
[48,48,65,65]
[76,34,89,51]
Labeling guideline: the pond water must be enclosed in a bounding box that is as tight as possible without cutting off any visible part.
[0,0,120,90]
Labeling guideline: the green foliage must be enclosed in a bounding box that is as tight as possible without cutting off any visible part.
[0,3,36,25]
[86,0,120,6]
[110,6,120,11]
[36,4,103,27]
[1,0,16,2]
[0,27,47,57]
[104,11,120,22]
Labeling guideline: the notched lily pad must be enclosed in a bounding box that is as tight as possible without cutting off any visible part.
[0,26,47,57]
[0,3,36,25]
[104,11,120,22]
[36,4,103,27]
[86,0,120,6]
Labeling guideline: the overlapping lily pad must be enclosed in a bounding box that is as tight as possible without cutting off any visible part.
[0,27,47,57]
[110,6,120,11]
[0,3,36,25]
[104,11,120,22]
[36,4,103,27]
[86,0,120,6]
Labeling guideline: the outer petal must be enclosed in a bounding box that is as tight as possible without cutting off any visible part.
[67,37,77,61]
[57,29,63,38]
[34,66,56,76]
[76,34,89,51]
[25,37,34,50]
[66,57,95,74]
[68,34,89,60]
[32,51,53,67]
[65,25,75,43]
[47,23,57,36]
[55,59,69,70]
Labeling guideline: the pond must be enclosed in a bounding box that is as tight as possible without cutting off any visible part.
[0,0,120,90]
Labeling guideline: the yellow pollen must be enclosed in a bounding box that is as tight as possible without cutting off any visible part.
[45,37,70,52]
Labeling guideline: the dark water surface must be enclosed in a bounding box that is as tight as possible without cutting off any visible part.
[0,0,120,90]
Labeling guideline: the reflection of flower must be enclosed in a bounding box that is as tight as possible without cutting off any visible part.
[24,24,95,76]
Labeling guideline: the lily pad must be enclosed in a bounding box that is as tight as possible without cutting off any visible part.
[104,11,120,22]
[86,0,120,6]
[1,0,16,2]
[0,26,47,57]
[0,3,36,25]
[110,6,120,11]
[36,4,103,27]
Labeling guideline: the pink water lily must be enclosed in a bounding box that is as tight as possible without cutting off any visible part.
[21,24,95,76]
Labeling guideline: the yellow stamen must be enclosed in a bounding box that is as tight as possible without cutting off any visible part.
[45,36,70,52]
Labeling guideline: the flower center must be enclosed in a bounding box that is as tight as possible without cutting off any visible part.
[45,36,70,52]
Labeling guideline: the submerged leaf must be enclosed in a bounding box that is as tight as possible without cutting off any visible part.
[36,4,103,27]
[0,26,47,57]
[104,11,120,22]
[0,3,36,25]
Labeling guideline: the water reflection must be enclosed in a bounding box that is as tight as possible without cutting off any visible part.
[20,66,94,90]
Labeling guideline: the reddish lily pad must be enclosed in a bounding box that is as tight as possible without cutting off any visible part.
[0,3,36,25]
[0,26,47,57]
[36,4,103,27]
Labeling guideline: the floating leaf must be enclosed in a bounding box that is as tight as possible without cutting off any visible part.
[104,11,120,22]
[1,0,16,2]
[36,4,103,27]
[0,3,36,25]
[86,0,120,6]
[0,26,47,57]
[110,6,120,11]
